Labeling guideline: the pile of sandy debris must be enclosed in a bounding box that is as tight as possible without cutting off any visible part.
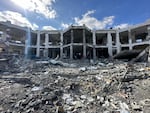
[0,56,150,113]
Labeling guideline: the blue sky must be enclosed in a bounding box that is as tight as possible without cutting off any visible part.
[0,0,150,30]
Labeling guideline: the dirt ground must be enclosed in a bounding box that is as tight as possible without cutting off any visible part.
[0,58,150,113]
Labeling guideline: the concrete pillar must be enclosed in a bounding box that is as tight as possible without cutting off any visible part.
[132,32,135,43]
[25,39,28,57]
[45,34,49,48]
[147,26,150,57]
[83,29,86,59]
[36,31,40,57]
[2,31,7,41]
[92,30,96,59]
[60,31,63,59]
[70,30,73,59]
[2,31,9,53]
[147,26,150,40]
[107,32,113,56]
[44,33,49,58]
[70,45,73,59]
[128,30,132,50]
[25,28,31,58]
[148,47,150,63]
[116,31,121,53]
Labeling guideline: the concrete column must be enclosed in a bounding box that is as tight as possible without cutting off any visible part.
[147,26,150,56]
[148,48,150,63]
[60,31,63,59]
[2,31,7,41]
[45,34,49,48]
[71,30,74,43]
[25,39,28,57]
[70,45,73,59]
[92,30,96,59]
[3,31,9,53]
[128,30,132,50]
[70,30,73,59]
[147,26,150,40]
[25,28,31,58]
[116,31,121,53]
[107,32,113,56]
[44,33,49,58]
[36,31,40,57]
[83,29,86,59]
[131,32,135,43]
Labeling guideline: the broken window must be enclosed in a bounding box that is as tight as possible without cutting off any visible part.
[40,33,45,46]
[85,30,92,44]
[73,29,83,43]
[49,33,61,45]
[134,33,148,43]
[111,33,116,45]
[48,48,60,58]
[63,30,71,45]
[73,45,83,59]
[96,48,109,58]
[31,33,37,46]
[119,31,128,44]
[96,33,107,45]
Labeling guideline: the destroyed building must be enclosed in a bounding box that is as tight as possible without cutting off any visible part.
[0,21,150,113]
[0,20,150,59]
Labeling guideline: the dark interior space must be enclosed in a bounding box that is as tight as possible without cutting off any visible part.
[96,33,107,45]
[73,29,83,43]
[31,33,37,45]
[40,34,45,46]
[86,47,93,59]
[48,48,60,59]
[49,34,61,45]
[73,46,83,59]
[96,48,109,58]
[63,30,71,45]
[119,31,128,44]
[63,47,70,59]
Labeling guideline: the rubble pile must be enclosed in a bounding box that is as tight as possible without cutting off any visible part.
[0,58,150,113]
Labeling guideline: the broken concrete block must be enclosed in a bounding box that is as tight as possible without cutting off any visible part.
[49,59,76,67]
[98,62,106,66]
[56,106,65,113]
[131,102,143,111]
[79,67,87,72]
[31,86,43,91]
[36,61,49,64]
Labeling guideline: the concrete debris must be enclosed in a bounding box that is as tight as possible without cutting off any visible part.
[131,102,143,111]
[114,46,150,63]
[0,57,150,113]
[31,86,43,91]
[131,46,150,62]
[36,61,49,64]
[79,67,87,72]
[98,62,106,66]
[113,50,141,60]
[49,59,76,67]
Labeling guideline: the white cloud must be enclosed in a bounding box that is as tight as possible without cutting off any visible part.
[32,23,39,30]
[11,0,56,19]
[114,23,130,29]
[61,23,71,29]
[74,10,115,29]
[0,11,39,30]
[42,25,56,30]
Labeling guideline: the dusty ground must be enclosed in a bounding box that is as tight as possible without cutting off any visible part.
[0,58,150,113]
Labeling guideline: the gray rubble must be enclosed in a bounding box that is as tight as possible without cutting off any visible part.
[0,57,150,113]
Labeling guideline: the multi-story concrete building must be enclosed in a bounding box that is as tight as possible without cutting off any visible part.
[0,20,150,59]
